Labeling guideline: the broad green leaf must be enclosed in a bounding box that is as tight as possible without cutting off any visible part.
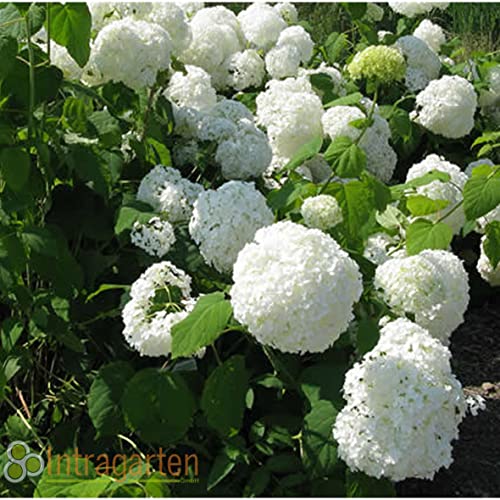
[346,470,396,497]
[266,453,302,474]
[0,366,6,402]
[356,317,380,355]
[389,108,411,142]
[406,218,453,255]
[68,145,110,199]
[48,3,91,66]
[283,136,323,172]
[301,400,338,478]
[343,2,367,19]
[1,318,23,352]
[88,110,122,148]
[244,467,271,497]
[406,195,450,216]
[0,35,17,80]
[324,137,367,178]
[0,147,30,191]
[324,32,347,64]
[0,4,45,39]
[121,368,196,444]
[266,177,314,212]
[325,92,363,108]
[324,136,353,164]
[0,226,27,272]
[63,96,93,133]
[390,170,451,199]
[207,452,237,491]
[88,361,135,438]
[21,226,59,256]
[86,283,130,302]
[484,221,500,268]
[114,201,156,236]
[463,166,500,219]
[201,355,249,436]
[171,292,233,359]
[299,363,345,408]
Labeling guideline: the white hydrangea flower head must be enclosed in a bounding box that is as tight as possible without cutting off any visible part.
[388,2,449,17]
[45,41,83,81]
[88,2,122,30]
[215,119,273,180]
[477,235,500,286]
[172,139,199,167]
[177,1,204,19]
[299,63,345,97]
[321,106,397,182]
[406,154,468,234]
[363,232,399,265]
[146,3,192,56]
[273,2,298,24]
[413,75,477,138]
[195,114,237,142]
[265,44,302,79]
[334,318,465,481]
[210,99,254,123]
[256,77,324,165]
[413,19,446,53]
[137,165,204,223]
[166,65,217,112]
[231,221,363,353]
[189,181,274,274]
[374,250,470,344]
[364,3,384,22]
[276,26,314,64]
[225,49,265,90]
[130,217,176,258]
[122,261,192,357]
[300,195,343,230]
[87,17,172,91]
[394,35,441,91]
[238,3,287,50]
[488,66,500,94]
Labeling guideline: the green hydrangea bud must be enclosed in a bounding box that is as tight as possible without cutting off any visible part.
[348,45,406,84]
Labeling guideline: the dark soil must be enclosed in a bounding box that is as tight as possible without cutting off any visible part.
[398,304,500,497]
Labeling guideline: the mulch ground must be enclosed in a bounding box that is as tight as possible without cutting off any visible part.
[398,303,500,497]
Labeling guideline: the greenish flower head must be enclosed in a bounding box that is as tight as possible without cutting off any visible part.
[348,45,406,84]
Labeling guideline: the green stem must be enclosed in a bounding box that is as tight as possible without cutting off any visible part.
[25,15,36,144]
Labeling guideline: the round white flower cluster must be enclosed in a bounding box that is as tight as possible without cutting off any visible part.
[231,221,363,353]
[413,19,446,53]
[238,3,286,50]
[256,77,324,169]
[298,63,345,97]
[477,236,500,286]
[300,195,343,230]
[225,49,266,90]
[85,17,172,90]
[265,26,314,79]
[122,261,192,357]
[137,165,204,223]
[413,75,478,139]
[479,66,500,125]
[130,217,176,258]
[333,318,465,481]
[321,105,397,182]
[388,2,449,18]
[394,35,441,91]
[363,232,399,265]
[189,181,274,274]
[274,2,298,24]
[406,154,468,234]
[374,250,470,344]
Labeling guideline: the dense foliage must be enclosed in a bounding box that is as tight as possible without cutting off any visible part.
[0,2,499,497]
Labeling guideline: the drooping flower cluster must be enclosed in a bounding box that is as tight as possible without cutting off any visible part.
[412,75,478,138]
[347,45,406,84]
[122,261,193,356]
[189,181,274,274]
[374,250,470,344]
[136,165,204,223]
[406,154,468,234]
[130,217,176,258]
[333,318,465,481]
[300,194,343,230]
[394,35,441,91]
[231,221,363,353]
[477,236,500,286]
[321,104,397,182]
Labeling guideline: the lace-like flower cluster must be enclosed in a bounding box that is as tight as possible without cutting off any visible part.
[131,217,176,258]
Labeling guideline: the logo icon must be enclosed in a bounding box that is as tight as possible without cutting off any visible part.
[3,441,44,483]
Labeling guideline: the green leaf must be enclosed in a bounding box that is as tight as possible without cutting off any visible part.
[406,195,450,216]
[266,177,314,213]
[484,221,500,268]
[88,361,135,438]
[22,226,59,256]
[171,292,233,359]
[0,147,31,191]
[114,201,156,236]
[346,470,396,497]
[324,137,366,178]
[244,467,271,497]
[0,35,17,80]
[390,170,451,199]
[356,317,380,355]
[0,4,45,39]
[68,145,110,199]
[1,318,23,353]
[201,355,249,436]
[301,400,338,478]
[0,366,6,402]
[389,108,411,142]
[342,2,367,19]
[283,136,323,172]
[266,453,302,474]
[406,218,453,255]
[325,92,363,108]
[121,368,196,444]
[299,363,345,408]
[48,3,91,66]
[88,110,122,148]
[463,166,500,219]
[86,283,130,302]
[324,32,347,64]
[207,452,237,491]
